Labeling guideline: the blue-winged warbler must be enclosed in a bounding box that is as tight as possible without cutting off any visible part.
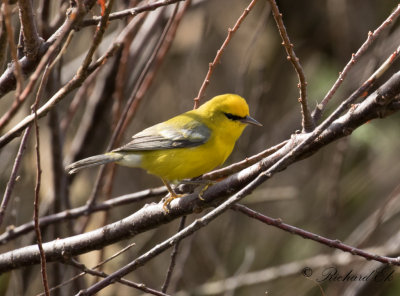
[66,94,261,209]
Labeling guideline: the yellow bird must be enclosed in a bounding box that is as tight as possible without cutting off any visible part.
[66,94,261,209]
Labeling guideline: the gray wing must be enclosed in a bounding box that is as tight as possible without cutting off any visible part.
[113,120,211,152]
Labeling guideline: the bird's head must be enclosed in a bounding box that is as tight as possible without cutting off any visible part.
[198,94,262,129]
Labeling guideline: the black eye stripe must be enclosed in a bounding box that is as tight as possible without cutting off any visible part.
[224,112,245,121]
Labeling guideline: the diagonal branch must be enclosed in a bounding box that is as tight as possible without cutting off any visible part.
[232,204,399,264]
[0,126,31,227]
[193,0,259,108]
[267,0,314,132]
[81,0,186,27]
[311,3,400,123]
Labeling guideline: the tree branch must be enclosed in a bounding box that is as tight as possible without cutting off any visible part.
[232,204,400,265]
[81,0,186,27]
[267,0,314,132]
[312,3,400,122]
[17,0,43,60]
[1,69,400,273]
[193,0,259,108]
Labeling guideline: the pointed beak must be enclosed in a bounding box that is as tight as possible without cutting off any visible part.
[240,115,262,126]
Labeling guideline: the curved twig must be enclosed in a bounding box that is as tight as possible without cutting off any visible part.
[267,0,313,132]
[312,3,400,122]
[193,0,259,108]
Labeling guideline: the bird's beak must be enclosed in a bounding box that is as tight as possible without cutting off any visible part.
[240,115,262,126]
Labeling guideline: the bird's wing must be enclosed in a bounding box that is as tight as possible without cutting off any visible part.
[113,120,211,152]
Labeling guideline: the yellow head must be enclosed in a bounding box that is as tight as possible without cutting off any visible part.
[196,94,261,144]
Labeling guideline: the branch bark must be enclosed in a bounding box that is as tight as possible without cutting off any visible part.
[17,0,43,60]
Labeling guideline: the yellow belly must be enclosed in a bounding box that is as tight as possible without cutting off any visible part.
[139,138,234,181]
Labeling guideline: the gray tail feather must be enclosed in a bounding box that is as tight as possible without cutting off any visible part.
[66,153,122,174]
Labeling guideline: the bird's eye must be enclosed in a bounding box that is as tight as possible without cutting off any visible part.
[224,112,244,121]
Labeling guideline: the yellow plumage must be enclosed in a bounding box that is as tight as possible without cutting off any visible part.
[66,94,261,208]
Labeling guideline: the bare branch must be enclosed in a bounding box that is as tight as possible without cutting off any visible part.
[232,204,400,265]
[0,125,32,226]
[267,0,313,132]
[191,231,400,294]
[32,66,50,296]
[161,216,187,293]
[17,0,43,60]
[202,140,287,181]
[312,3,400,122]
[77,0,115,75]
[67,259,170,296]
[81,0,186,27]
[193,0,259,108]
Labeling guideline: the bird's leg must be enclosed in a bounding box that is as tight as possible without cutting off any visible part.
[162,179,183,212]
[177,179,216,200]
[197,180,216,200]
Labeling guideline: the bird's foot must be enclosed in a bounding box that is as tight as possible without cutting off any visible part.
[162,193,184,212]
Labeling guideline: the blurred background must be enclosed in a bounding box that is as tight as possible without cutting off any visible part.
[0,0,400,295]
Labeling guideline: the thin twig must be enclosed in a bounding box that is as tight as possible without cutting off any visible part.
[193,0,259,108]
[0,9,78,131]
[161,216,186,293]
[112,13,148,131]
[29,26,77,294]
[250,44,400,212]
[312,3,400,122]
[47,241,168,296]
[121,1,186,134]
[39,242,138,296]
[77,0,115,76]
[191,231,400,294]
[81,0,186,27]
[32,69,50,296]
[0,125,32,226]
[68,259,170,296]
[59,66,99,134]
[232,204,399,265]
[202,141,287,181]
[268,0,313,132]
[2,1,23,98]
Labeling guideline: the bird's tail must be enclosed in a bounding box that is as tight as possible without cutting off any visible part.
[66,153,123,174]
